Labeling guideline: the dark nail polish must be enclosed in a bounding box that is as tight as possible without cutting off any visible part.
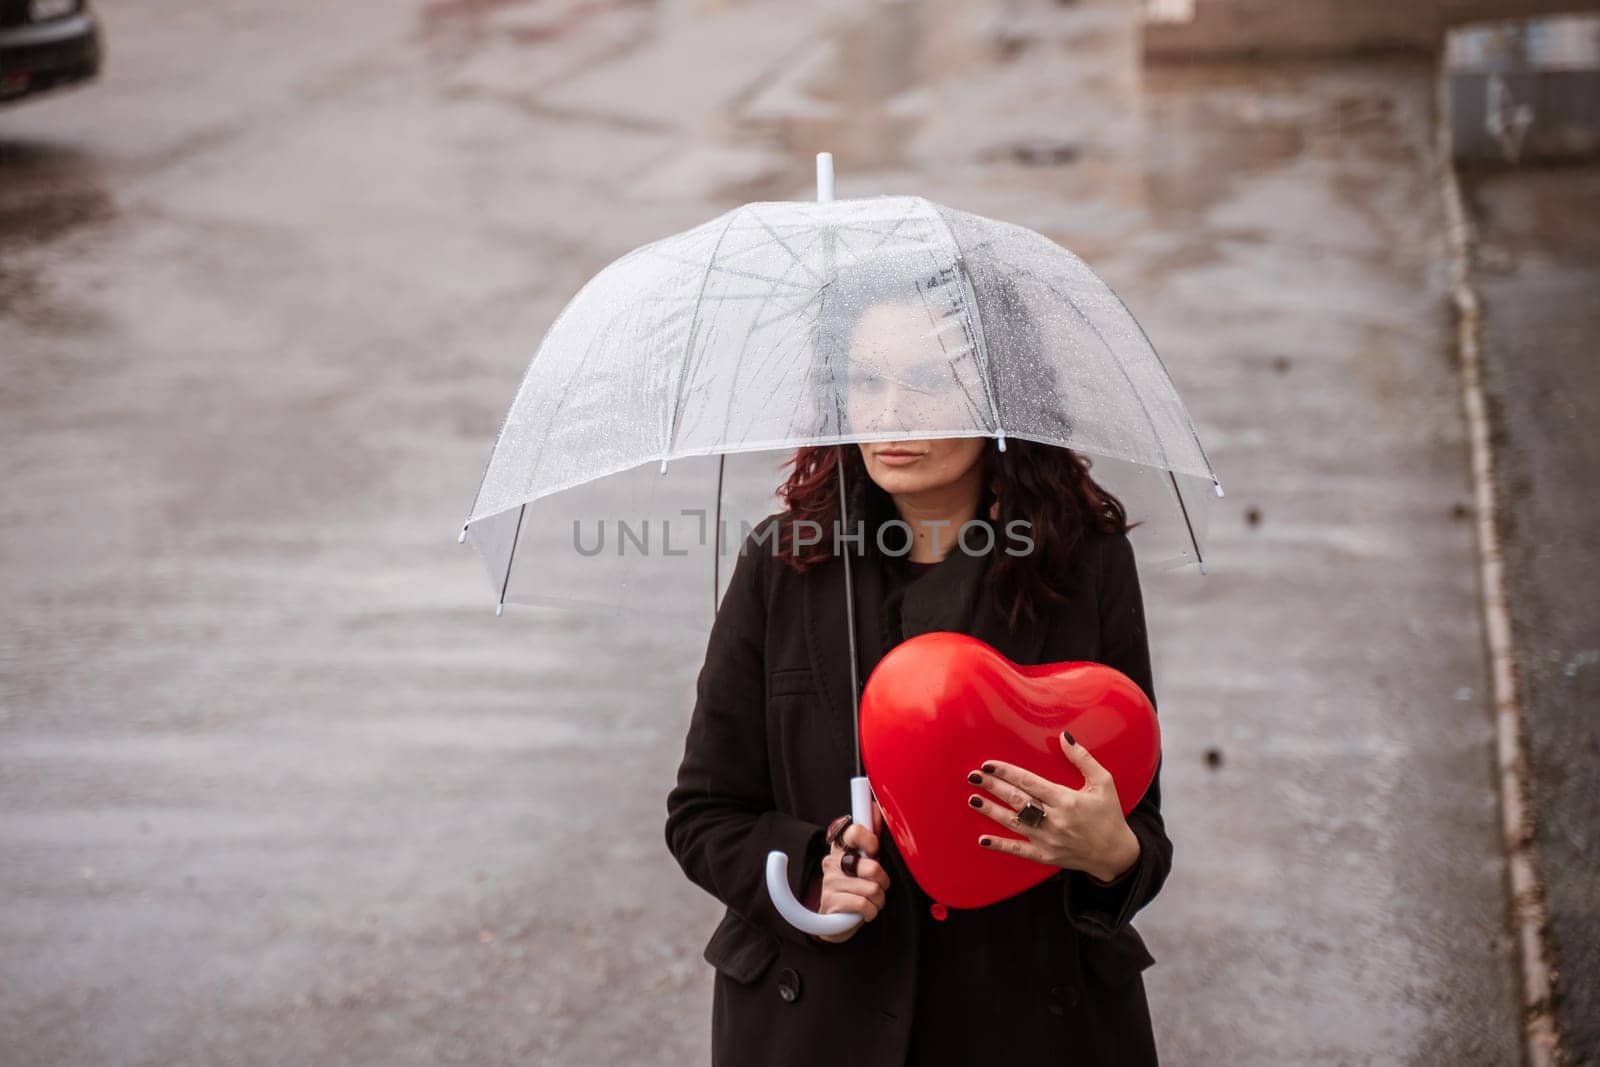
[967,771,983,785]
[1061,729,1076,746]
[981,763,996,774]
[968,795,982,808]
[979,837,991,847]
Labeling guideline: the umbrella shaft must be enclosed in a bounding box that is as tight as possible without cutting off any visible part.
[835,445,863,776]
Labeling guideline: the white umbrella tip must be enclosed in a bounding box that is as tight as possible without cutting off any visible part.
[495,602,505,617]
[457,525,468,544]
[816,153,835,203]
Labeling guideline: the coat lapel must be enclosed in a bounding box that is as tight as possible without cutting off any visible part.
[801,546,883,776]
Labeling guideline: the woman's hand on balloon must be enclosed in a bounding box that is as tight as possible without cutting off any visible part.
[811,799,891,943]
[965,732,1141,884]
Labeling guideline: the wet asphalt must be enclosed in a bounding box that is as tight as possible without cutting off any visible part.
[1,1,1524,1063]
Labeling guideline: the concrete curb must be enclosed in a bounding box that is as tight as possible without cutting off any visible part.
[1434,68,1565,1067]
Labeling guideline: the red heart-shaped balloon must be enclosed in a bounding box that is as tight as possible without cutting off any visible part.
[860,631,1160,911]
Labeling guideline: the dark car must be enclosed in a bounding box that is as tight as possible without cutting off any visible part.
[0,0,100,105]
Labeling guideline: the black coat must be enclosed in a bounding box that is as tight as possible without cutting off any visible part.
[664,515,1172,1066]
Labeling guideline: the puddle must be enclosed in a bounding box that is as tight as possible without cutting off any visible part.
[0,138,115,325]
[0,139,115,250]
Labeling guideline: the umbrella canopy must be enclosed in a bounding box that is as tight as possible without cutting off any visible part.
[458,155,1223,936]
[461,179,1221,618]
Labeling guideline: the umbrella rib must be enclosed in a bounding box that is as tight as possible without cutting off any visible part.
[716,252,799,442]
[763,219,918,245]
[754,212,941,439]
[862,214,916,255]
[914,280,990,427]
[986,243,1179,475]
[468,287,617,525]
[1167,470,1205,570]
[664,208,746,459]
[698,217,831,447]
[748,212,825,286]
[715,209,862,441]
[936,353,991,428]
[748,333,808,433]
[747,296,820,406]
[630,289,812,306]
[514,300,621,506]
[497,502,527,611]
[710,454,726,615]
[644,248,813,292]
[750,286,825,334]
[1080,255,1219,484]
[927,204,1008,444]
[676,209,846,447]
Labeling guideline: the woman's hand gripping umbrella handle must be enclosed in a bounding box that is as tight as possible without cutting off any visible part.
[765,430,879,936]
[765,776,874,936]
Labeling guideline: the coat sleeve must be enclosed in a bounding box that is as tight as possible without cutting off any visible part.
[663,526,830,947]
[1061,531,1174,937]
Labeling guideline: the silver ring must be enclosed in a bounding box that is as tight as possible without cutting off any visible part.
[1016,802,1047,828]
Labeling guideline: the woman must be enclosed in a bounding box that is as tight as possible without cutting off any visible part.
[663,273,1172,1066]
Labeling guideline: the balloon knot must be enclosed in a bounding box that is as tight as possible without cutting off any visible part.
[930,903,948,921]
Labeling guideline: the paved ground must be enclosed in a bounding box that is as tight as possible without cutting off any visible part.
[1,0,1521,1063]
[1464,163,1600,1064]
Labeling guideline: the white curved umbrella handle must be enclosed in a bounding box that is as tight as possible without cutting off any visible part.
[765,776,875,937]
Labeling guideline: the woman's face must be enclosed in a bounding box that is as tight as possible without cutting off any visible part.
[844,300,988,497]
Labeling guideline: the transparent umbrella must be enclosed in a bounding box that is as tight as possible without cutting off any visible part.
[459,153,1221,936]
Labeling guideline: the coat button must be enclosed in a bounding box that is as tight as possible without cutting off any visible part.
[777,967,802,1003]
[1047,984,1080,1015]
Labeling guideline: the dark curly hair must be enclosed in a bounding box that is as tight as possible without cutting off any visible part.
[771,439,1131,632]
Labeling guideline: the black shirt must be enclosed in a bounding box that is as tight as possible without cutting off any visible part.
[878,552,1006,1067]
